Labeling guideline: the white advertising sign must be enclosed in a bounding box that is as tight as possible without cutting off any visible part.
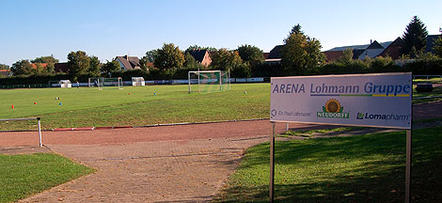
[270,73,412,129]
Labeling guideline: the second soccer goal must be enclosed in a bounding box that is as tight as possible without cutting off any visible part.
[188,70,230,93]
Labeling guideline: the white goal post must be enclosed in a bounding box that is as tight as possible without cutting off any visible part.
[88,77,104,89]
[188,70,230,93]
[0,117,43,147]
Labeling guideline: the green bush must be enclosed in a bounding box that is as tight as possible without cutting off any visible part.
[403,58,442,75]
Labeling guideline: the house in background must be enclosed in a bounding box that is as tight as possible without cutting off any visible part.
[323,34,440,62]
[115,55,141,71]
[425,34,442,54]
[0,69,11,77]
[322,51,345,62]
[323,40,393,62]
[264,45,283,64]
[31,63,48,70]
[187,49,212,67]
[357,40,385,60]
[379,37,404,59]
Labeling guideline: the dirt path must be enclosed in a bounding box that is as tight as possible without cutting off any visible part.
[4,121,307,203]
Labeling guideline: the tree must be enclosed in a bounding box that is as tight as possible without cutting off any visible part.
[67,51,90,80]
[101,60,120,77]
[281,25,325,74]
[145,50,158,63]
[210,49,248,76]
[337,48,354,64]
[11,60,33,76]
[154,43,185,70]
[402,16,428,57]
[183,52,203,70]
[304,38,325,71]
[185,45,217,53]
[31,55,58,64]
[237,44,264,66]
[433,36,442,58]
[0,64,9,70]
[31,55,58,73]
[290,24,303,35]
[88,56,101,76]
[139,56,151,72]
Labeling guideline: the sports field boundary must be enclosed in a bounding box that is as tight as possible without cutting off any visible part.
[0,118,269,133]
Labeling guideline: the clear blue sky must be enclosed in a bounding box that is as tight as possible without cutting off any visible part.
[1,0,441,66]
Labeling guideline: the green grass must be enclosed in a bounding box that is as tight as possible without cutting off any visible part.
[213,127,442,202]
[1,82,440,130]
[0,84,270,130]
[413,78,442,84]
[0,153,94,203]
[281,127,363,137]
[413,85,442,104]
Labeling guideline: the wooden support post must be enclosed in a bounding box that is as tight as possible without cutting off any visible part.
[405,129,412,203]
[270,122,275,202]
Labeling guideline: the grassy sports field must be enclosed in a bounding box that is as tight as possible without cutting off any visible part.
[1,82,441,130]
[214,127,442,202]
[0,83,270,130]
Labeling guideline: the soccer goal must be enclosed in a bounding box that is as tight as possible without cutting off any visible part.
[88,77,104,89]
[88,77,123,90]
[103,77,123,89]
[188,70,230,93]
[0,117,43,147]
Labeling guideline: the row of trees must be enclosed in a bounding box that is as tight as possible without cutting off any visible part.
[138,43,265,78]
[8,51,121,81]
[3,16,441,81]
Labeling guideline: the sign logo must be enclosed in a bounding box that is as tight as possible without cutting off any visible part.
[271,109,277,118]
[317,99,349,119]
[357,112,365,119]
[356,112,410,121]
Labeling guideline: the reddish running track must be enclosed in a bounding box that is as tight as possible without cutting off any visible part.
[0,120,315,147]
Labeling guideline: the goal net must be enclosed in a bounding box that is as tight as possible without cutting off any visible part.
[88,77,104,89]
[88,77,123,90]
[103,77,123,89]
[188,70,230,93]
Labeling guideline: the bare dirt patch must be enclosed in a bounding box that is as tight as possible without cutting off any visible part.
[0,145,50,155]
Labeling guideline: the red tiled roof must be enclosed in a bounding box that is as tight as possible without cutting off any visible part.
[322,51,344,62]
[379,37,404,59]
[31,63,48,69]
[263,52,270,59]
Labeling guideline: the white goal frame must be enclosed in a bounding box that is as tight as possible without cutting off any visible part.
[0,117,42,147]
[188,70,230,93]
[88,77,123,90]
[103,77,123,89]
[88,77,104,89]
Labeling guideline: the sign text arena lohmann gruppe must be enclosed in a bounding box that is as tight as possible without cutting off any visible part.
[270,72,412,129]
[268,72,412,202]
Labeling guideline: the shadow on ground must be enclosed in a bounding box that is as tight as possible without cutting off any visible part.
[213,127,442,202]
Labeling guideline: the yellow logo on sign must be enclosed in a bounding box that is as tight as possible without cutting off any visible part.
[317,99,349,119]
